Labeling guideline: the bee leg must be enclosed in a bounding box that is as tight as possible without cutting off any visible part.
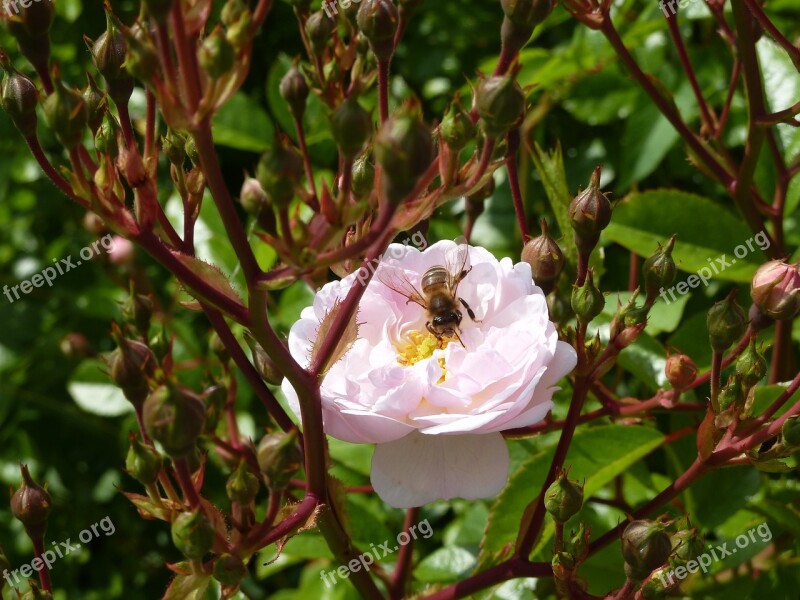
[426,321,437,336]
[459,298,481,323]
[453,329,465,348]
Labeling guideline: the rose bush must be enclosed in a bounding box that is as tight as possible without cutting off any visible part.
[282,240,576,507]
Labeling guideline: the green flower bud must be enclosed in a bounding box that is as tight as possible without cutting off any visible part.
[351,152,375,199]
[305,10,335,55]
[440,99,475,152]
[707,291,747,353]
[226,460,260,504]
[89,12,135,107]
[571,269,604,324]
[244,333,283,385]
[82,74,106,134]
[256,135,304,208]
[521,219,564,285]
[0,54,39,138]
[143,0,175,23]
[11,465,51,541]
[199,26,235,78]
[357,0,399,61]
[213,553,247,586]
[122,23,160,82]
[374,104,434,204]
[331,95,373,158]
[621,520,672,582]
[735,337,766,388]
[257,430,302,490]
[665,352,697,392]
[750,260,800,321]
[109,326,156,408]
[279,63,309,120]
[474,73,525,140]
[502,0,554,28]
[670,527,704,565]
[717,375,744,413]
[143,385,206,457]
[42,67,88,149]
[171,509,215,560]
[185,135,200,165]
[125,432,163,485]
[544,471,584,523]
[121,292,154,336]
[781,415,800,447]
[643,236,676,303]
[95,111,120,158]
[162,129,187,166]
[568,166,612,254]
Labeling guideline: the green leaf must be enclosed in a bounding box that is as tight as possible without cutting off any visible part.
[530,142,577,267]
[686,467,761,530]
[212,93,275,152]
[479,425,665,566]
[162,572,212,600]
[414,546,476,582]
[170,251,243,312]
[604,190,767,282]
[67,359,133,417]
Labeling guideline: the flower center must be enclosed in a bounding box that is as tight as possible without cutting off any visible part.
[396,329,455,368]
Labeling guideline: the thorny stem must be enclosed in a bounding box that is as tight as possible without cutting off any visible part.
[709,350,723,411]
[742,0,800,70]
[389,507,420,600]
[293,113,318,202]
[506,129,530,241]
[377,58,391,124]
[31,538,52,593]
[173,456,202,509]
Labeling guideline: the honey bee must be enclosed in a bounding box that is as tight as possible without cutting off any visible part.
[378,239,480,347]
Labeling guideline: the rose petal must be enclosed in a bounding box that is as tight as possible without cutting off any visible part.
[370,430,510,508]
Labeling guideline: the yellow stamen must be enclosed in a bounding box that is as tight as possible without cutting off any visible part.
[396,330,455,368]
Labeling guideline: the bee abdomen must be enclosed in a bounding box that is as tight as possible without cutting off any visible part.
[421,266,449,291]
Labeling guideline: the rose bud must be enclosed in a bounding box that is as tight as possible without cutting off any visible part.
[374,103,434,204]
[11,465,52,541]
[440,98,475,153]
[94,111,120,158]
[621,520,672,582]
[643,235,676,304]
[213,553,247,587]
[244,333,284,385]
[750,260,800,321]
[226,460,260,505]
[256,135,304,208]
[257,430,302,490]
[121,23,160,82]
[571,269,604,325]
[4,0,53,78]
[522,219,564,285]
[351,152,375,199]
[162,129,187,166]
[707,290,747,353]
[305,10,335,56]
[735,337,766,388]
[43,66,88,149]
[330,95,373,158]
[143,0,175,23]
[665,352,697,392]
[357,0,399,61]
[543,471,584,523]
[568,166,612,255]
[716,375,744,413]
[125,432,163,486]
[474,73,525,140]
[184,135,200,165]
[82,74,107,134]
[88,12,134,107]
[781,415,800,447]
[109,327,157,408]
[122,292,154,337]
[143,384,206,458]
[280,63,309,121]
[500,0,554,58]
[171,509,215,560]
[670,526,704,565]
[198,26,235,78]
[0,54,39,138]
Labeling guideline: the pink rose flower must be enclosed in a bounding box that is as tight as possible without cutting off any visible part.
[281,240,577,508]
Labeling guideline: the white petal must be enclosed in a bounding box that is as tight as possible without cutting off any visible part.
[370,431,510,508]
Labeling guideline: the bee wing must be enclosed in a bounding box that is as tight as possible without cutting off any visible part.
[378,266,427,308]
[444,236,471,294]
